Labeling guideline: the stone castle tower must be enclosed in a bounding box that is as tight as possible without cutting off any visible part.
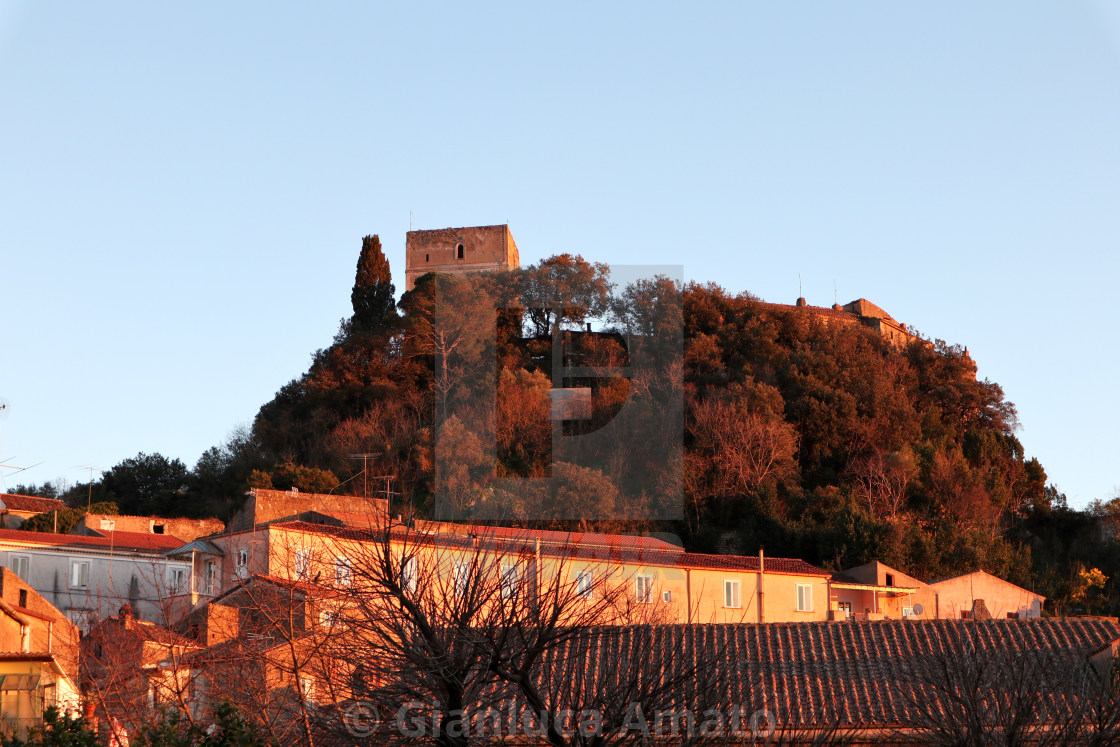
[404,224,520,291]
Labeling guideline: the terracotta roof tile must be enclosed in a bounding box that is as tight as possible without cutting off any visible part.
[271,520,830,576]
[0,528,184,552]
[525,620,1120,729]
[0,493,66,513]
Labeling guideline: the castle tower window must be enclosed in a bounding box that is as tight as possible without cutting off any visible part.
[456,243,464,260]
[425,254,429,262]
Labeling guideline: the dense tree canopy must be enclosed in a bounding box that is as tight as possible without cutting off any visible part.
[20,236,1116,616]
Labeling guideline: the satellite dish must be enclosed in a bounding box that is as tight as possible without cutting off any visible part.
[913,603,924,616]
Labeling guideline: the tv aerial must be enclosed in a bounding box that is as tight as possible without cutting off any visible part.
[75,465,105,511]
[0,400,41,490]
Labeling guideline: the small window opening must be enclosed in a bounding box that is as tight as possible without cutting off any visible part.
[885,573,894,587]
[425,253,429,262]
[18,589,27,607]
[456,243,464,260]
[152,524,165,535]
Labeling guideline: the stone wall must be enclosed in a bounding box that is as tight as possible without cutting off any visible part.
[405,224,519,290]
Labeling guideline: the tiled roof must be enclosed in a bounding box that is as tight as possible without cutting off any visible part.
[0,493,66,513]
[424,620,1120,734]
[423,522,684,553]
[123,619,199,647]
[271,521,830,577]
[0,528,185,552]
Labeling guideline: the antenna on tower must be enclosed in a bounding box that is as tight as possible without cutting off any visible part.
[834,279,838,305]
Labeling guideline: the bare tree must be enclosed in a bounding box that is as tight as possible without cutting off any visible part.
[900,630,1120,746]
[300,518,737,746]
[846,447,918,520]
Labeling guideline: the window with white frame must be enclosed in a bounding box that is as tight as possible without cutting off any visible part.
[400,556,418,593]
[576,571,593,599]
[70,560,91,589]
[636,574,654,604]
[902,606,915,618]
[663,590,673,603]
[453,562,470,597]
[299,676,316,704]
[65,608,98,633]
[167,566,187,593]
[294,549,311,579]
[235,549,249,579]
[9,555,29,582]
[204,560,219,594]
[724,580,741,609]
[500,564,519,599]
[796,583,813,612]
[335,557,352,586]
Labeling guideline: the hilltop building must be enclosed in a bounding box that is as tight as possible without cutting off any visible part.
[404,224,520,291]
[760,296,918,347]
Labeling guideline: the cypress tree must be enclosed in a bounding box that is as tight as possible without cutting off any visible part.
[350,234,398,331]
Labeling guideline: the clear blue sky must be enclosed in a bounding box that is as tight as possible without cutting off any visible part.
[2,2,1118,507]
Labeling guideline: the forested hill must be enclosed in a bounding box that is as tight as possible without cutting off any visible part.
[17,235,1119,615]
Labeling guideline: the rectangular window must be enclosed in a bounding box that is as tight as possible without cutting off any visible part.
[902,606,915,618]
[167,567,187,593]
[796,583,813,612]
[65,609,97,633]
[294,550,311,579]
[9,555,29,582]
[299,676,316,704]
[70,560,90,589]
[235,549,249,580]
[576,571,593,599]
[204,560,218,595]
[453,562,470,597]
[838,601,853,620]
[500,564,518,599]
[662,590,673,603]
[636,575,654,604]
[400,556,418,594]
[319,609,337,627]
[335,557,352,586]
[724,580,741,609]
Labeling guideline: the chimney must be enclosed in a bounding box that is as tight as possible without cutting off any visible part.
[119,603,135,629]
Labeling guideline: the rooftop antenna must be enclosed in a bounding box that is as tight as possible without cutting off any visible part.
[350,453,382,498]
[75,465,104,511]
[0,399,13,492]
